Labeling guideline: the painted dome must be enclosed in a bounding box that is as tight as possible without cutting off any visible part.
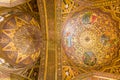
[62,8,119,68]
[0,12,41,68]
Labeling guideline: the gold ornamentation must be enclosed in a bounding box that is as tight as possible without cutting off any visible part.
[0,13,41,68]
[62,8,119,68]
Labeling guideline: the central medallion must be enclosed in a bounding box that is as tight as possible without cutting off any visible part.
[85,37,90,42]
[62,8,119,68]
[79,31,97,49]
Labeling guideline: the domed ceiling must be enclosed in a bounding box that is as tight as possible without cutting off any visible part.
[62,8,120,68]
[0,12,41,68]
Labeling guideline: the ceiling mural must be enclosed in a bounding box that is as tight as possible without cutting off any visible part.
[0,0,42,80]
[0,12,41,68]
[62,8,119,68]
[61,0,120,80]
[0,0,120,80]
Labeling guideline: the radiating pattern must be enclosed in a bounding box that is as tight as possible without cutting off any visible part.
[62,8,119,68]
[0,13,41,68]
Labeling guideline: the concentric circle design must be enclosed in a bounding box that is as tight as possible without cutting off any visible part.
[0,13,41,68]
[62,8,119,68]
[79,31,97,49]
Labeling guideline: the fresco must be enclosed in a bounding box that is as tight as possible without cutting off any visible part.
[62,8,119,68]
[82,51,97,66]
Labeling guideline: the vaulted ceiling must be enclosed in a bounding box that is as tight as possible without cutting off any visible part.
[0,0,120,80]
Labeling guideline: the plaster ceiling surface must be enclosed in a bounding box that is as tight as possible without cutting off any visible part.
[0,0,17,3]
[62,7,120,69]
[0,0,29,7]
[0,12,41,68]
